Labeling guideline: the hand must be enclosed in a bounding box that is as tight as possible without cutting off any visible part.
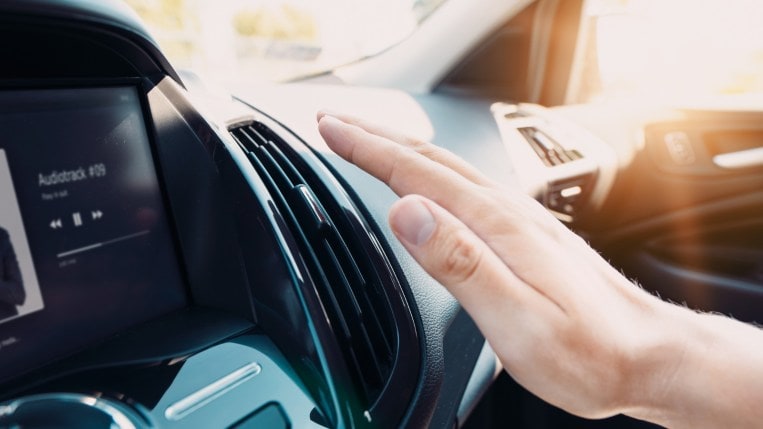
[316,112,763,428]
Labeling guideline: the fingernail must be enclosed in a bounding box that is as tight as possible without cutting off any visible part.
[318,114,341,129]
[318,115,354,159]
[318,114,342,137]
[317,109,338,121]
[391,196,436,246]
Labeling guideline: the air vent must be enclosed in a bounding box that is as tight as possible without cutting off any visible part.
[230,122,396,405]
[503,111,528,119]
[518,127,583,167]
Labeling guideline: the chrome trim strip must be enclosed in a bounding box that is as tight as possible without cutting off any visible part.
[713,147,763,169]
[164,362,262,421]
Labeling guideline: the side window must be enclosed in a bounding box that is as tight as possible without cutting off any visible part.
[569,0,763,103]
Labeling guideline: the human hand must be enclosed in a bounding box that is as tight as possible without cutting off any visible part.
[316,111,687,421]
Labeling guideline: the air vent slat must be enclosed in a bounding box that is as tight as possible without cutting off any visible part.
[326,236,393,359]
[231,121,401,406]
[312,267,354,342]
[267,141,305,184]
[322,241,364,319]
[245,149,354,343]
[233,126,267,151]
[355,286,393,360]
[292,185,331,232]
[327,234,366,288]
[246,125,269,146]
[346,349,371,399]
[518,127,582,167]
[323,236,393,379]
[353,323,385,385]
[319,241,386,386]
[255,146,294,189]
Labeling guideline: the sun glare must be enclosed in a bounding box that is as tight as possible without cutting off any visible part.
[126,0,439,87]
[583,0,763,103]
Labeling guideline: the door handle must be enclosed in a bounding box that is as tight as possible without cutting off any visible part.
[712,147,763,169]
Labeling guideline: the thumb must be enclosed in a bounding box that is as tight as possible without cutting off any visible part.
[388,195,532,323]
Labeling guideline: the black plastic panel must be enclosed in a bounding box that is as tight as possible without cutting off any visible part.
[599,191,763,323]
[436,2,537,98]
[0,0,179,83]
[146,78,256,321]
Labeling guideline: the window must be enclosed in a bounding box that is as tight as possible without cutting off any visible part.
[570,0,763,104]
[126,0,447,86]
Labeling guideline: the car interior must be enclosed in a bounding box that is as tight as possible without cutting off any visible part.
[0,0,761,428]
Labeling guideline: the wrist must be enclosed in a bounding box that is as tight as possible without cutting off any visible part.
[618,296,696,426]
[624,300,763,428]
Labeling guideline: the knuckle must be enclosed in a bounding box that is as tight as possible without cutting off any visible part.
[440,229,483,284]
[407,137,429,150]
[484,203,529,234]
[491,193,547,234]
[387,147,420,187]
[385,146,409,183]
[411,139,441,158]
[345,137,360,165]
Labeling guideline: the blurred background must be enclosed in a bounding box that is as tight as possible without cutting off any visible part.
[126,0,763,105]
[125,0,445,86]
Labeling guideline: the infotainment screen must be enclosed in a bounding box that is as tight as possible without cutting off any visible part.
[0,86,186,381]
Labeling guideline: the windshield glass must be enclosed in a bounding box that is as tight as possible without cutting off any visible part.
[126,0,446,86]
[573,0,763,104]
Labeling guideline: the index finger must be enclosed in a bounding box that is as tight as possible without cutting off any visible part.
[318,114,485,205]
[317,110,496,187]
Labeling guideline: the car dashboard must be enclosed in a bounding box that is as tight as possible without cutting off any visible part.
[3,1,763,429]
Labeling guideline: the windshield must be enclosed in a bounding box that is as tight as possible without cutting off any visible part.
[572,0,763,104]
[126,0,446,87]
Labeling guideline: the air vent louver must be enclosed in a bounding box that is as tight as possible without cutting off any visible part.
[230,122,396,404]
[518,127,583,167]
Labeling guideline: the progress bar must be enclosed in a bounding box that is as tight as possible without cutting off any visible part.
[56,230,150,258]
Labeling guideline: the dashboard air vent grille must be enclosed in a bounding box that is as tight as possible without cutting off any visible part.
[518,127,582,167]
[230,122,396,404]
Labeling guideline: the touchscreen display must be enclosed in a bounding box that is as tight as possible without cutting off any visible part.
[0,87,186,381]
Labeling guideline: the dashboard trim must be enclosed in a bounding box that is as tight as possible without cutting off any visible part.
[164,361,262,421]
